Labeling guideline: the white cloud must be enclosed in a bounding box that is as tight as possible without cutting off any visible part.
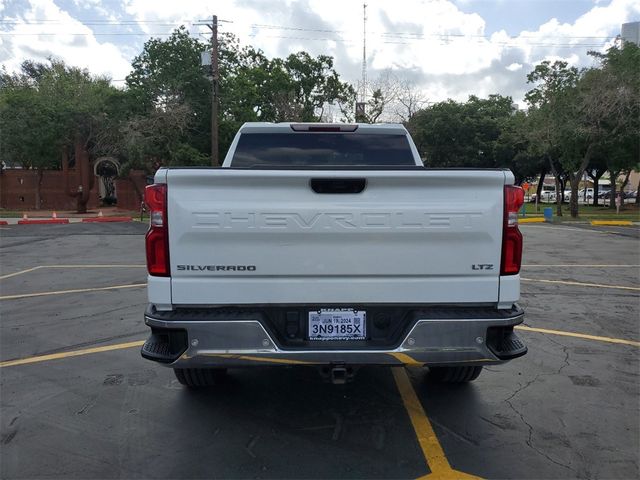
[2,0,638,106]
[0,0,131,80]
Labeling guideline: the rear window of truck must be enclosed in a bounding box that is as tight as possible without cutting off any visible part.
[231,133,416,167]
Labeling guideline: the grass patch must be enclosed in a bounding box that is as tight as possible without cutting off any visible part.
[522,202,639,222]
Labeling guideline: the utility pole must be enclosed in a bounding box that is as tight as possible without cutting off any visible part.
[196,15,219,166]
[211,15,219,166]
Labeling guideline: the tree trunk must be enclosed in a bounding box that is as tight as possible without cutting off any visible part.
[548,157,562,217]
[535,170,546,211]
[554,175,563,216]
[34,169,44,210]
[569,175,580,218]
[620,170,631,192]
[608,170,619,209]
[74,140,92,214]
[588,170,605,206]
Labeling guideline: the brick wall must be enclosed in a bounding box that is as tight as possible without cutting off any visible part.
[0,170,99,211]
[0,169,147,211]
[114,171,147,211]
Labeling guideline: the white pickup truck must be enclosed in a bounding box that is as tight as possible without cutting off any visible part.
[141,122,527,387]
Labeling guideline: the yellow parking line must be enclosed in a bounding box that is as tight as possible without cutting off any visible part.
[392,368,481,480]
[521,278,640,292]
[0,283,147,301]
[211,354,315,365]
[0,340,145,368]
[516,326,640,347]
[389,352,425,366]
[0,266,44,280]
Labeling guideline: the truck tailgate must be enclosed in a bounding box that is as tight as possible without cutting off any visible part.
[164,169,507,305]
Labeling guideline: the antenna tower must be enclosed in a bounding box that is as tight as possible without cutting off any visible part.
[361,2,367,103]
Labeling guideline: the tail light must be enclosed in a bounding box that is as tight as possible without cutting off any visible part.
[501,185,525,275]
[145,184,170,276]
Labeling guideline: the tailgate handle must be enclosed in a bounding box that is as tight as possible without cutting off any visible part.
[310,178,366,194]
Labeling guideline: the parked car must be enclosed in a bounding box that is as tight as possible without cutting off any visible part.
[530,186,556,203]
[578,188,597,200]
[598,190,612,199]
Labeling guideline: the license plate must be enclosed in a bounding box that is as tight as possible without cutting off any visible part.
[308,309,366,341]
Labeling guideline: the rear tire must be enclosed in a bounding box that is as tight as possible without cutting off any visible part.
[173,368,227,387]
[427,366,482,383]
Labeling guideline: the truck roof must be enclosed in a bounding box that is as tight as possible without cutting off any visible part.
[238,122,409,135]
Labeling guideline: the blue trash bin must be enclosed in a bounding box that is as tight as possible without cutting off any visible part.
[543,207,553,222]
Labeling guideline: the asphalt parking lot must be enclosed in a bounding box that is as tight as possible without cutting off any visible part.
[1,222,638,479]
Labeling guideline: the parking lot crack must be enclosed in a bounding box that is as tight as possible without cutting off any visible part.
[505,399,579,476]
[543,335,571,374]
[503,374,541,404]
[245,435,260,458]
[331,412,344,441]
[76,395,98,415]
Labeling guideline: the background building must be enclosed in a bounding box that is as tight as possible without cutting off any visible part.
[621,21,640,45]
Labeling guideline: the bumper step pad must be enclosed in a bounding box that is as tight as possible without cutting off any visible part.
[489,330,528,360]
[141,330,187,363]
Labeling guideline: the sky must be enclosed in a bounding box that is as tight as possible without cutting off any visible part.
[0,0,638,106]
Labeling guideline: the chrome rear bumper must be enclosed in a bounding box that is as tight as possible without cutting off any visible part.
[142,306,526,367]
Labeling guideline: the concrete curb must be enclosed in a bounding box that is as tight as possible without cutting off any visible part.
[17,219,70,225]
[82,217,133,223]
[590,220,633,226]
[519,218,546,223]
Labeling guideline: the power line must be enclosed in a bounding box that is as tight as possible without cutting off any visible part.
[0,32,177,36]
[245,22,613,40]
[247,33,354,44]
[245,33,607,48]
[250,23,345,34]
[0,18,616,42]
[0,20,190,25]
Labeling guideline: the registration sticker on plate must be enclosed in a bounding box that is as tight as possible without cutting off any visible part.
[308,309,366,341]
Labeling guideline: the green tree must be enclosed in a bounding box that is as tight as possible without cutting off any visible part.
[525,43,640,217]
[586,42,640,208]
[126,28,356,166]
[524,60,580,216]
[0,60,122,212]
[407,94,517,169]
[0,69,59,208]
